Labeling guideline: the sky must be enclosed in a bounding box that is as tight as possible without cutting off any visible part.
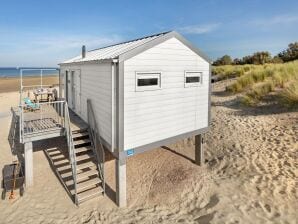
[0,0,297,67]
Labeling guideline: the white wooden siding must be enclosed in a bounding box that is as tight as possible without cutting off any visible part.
[123,37,209,150]
[60,63,112,145]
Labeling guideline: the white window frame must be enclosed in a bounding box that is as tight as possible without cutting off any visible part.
[135,72,162,91]
[184,71,203,87]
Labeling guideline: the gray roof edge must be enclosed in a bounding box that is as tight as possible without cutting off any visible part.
[58,58,114,66]
[118,31,212,63]
[88,31,171,52]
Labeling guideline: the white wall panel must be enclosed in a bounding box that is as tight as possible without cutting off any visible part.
[123,37,209,150]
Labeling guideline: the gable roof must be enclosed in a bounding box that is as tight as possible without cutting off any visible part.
[60,31,211,65]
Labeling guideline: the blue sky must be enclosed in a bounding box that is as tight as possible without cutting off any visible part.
[0,0,297,66]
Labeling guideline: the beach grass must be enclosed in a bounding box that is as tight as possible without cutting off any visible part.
[279,81,298,108]
[212,64,257,80]
[214,61,298,107]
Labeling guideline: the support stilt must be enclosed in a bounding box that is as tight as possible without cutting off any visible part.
[116,158,127,207]
[195,134,204,166]
[24,142,33,187]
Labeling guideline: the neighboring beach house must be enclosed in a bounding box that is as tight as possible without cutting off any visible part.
[14,31,211,207]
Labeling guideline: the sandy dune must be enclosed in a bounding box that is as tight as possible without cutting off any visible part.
[0,80,297,224]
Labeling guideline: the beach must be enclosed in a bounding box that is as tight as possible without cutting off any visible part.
[0,76,59,93]
[0,80,297,224]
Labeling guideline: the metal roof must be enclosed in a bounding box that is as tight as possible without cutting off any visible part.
[60,31,211,64]
[61,31,171,64]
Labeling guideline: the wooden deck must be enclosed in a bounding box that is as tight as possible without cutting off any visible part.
[23,117,62,134]
[11,103,88,143]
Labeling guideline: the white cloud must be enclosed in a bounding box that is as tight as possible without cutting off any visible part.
[3,32,122,52]
[0,29,123,66]
[252,14,298,26]
[179,23,220,34]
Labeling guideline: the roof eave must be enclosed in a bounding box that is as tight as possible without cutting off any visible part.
[59,58,117,66]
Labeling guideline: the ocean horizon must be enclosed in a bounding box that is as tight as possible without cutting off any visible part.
[0,67,59,78]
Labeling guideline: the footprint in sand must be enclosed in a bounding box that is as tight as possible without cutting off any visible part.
[204,195,220,210]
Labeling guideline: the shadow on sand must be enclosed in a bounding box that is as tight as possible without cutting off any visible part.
[161,146,195,163]
[7,113,117,205]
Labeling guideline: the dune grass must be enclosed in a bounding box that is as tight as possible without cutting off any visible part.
[212,64,257,80]
[215,61,298,107]
[240,81,274,105]
[279,81,298,108]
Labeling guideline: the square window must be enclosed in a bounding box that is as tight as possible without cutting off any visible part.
[136,72,161,91]
[184,71,202,87]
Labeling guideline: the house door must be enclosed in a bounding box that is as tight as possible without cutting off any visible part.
[71,71,76,110]
[68,70,81,114]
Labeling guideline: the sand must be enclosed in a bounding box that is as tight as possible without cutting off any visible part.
[0,76,59,93]
[0,80,297,224]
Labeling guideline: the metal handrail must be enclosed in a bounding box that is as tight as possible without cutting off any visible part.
[64,102,78,205]
[87,99,105,195]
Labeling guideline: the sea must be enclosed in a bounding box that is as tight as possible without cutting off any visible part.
[0,67,59,78]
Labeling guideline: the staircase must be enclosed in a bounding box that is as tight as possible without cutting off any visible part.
[46,128,104,205]
[70,128,104,203]
[45,101,105,205]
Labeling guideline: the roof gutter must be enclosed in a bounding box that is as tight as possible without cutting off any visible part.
[58,58,117,66]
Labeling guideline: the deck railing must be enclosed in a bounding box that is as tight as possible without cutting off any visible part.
[87,99,105,195]
[19,100,65,143]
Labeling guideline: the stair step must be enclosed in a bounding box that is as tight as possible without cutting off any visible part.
[75,146,92,154]
[57,164,72,172]
[51,153,67,160]
[47,147,60,153]
[72,131,89,139]
[76,153,94,162]
[72,128,88,134]
[61,166,98,183]
[77,169,99,182]
[76,178,102,193]
[77,187,103,203]
[58,158,96,173]
[60,170,74,179]
[66,171,99,187]
[73,139,91,147]
[53,159,70,166]
[76,161,96,171]
[47,150,63,157]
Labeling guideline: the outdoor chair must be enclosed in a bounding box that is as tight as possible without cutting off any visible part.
[23,97,40,111]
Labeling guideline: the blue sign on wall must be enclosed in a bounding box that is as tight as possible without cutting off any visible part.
[127,149,134,156]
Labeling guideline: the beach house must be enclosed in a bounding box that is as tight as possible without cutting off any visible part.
[59,31,211,206]
[14,31,211,207]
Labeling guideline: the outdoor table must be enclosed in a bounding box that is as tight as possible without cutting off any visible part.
[33,88,53,102]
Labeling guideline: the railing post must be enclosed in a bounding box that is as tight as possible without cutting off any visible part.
[59,102,63,126]
[19,106,22,143]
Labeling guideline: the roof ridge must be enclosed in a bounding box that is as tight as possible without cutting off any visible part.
[88,31,172,52]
